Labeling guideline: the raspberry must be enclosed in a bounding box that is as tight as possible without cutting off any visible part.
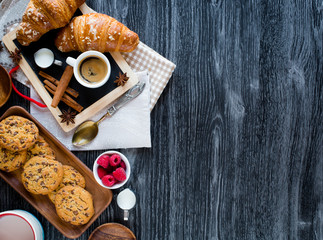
[120,160,126,170]
[97,166,108,179]
[97,154,110,168]
[113,167,127,181]
[109,154,121,167]
[102,174,116,187]
[105,165,113,174]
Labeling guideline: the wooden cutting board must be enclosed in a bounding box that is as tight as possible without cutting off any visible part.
[1,3,138,132]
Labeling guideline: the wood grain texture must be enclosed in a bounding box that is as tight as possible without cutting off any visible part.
[1,0,323,239]
[88,223,136,240]
[0,65,11,107]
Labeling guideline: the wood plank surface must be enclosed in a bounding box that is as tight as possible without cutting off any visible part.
[1,0,323,239]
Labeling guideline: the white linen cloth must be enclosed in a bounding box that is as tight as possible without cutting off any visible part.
[30,71,151,150]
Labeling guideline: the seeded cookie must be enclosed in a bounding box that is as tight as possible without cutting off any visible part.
[21,156,63,195]
[55,185,94,225]
[0,116,39,151]
[48,165,86,203]
[27,135,55,161]
[0,148,27,172]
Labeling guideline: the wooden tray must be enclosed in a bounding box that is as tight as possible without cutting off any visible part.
[1,4,138,133]
[0,106,113,239]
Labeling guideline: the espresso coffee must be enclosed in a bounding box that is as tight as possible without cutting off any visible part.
[79,57,108,83]
[0,214,34,240]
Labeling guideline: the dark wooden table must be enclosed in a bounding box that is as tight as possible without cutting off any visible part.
[2,0,323,239]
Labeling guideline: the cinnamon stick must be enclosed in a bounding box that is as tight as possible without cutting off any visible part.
[44,80,77,104]
[39,71,79,98]
[51,66,74,108]
[45,85,83,112]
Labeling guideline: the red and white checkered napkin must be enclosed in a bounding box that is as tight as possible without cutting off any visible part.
[121,42,176,111]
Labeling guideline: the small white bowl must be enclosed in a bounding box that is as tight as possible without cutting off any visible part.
[93,150,131,190]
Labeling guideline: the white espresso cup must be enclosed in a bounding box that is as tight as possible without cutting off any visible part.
[0,210,44,240]
[66,51,111,88]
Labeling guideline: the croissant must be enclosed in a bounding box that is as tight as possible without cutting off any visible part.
[16,0,86,46]
[55,13,139,53]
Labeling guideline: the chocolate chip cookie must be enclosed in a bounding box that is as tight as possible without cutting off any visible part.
[55,185,94,225]
[0,148,27,172]
[48,165,86,203]
[27,135,55,161]
[21,156,63,195]
[0,116,39,151]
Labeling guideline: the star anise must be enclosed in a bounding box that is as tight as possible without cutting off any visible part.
[58,108,77,125]
[0,41,3,52]
[114,72,129,86]
[9,48,22,64]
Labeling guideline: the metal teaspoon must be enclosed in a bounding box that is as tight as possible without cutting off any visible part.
[72,81,146,146]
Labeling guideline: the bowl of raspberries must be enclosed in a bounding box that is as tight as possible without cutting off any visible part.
[93,151,130,189]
